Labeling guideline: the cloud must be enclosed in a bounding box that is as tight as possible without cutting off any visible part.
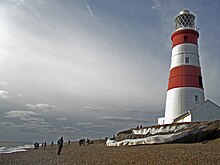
[25,103,56,111]
[0,90,10,99]
[62,126,79,133]
[0,0,219,142]
[74,122,93,126]
[13,93,23,98]
[84,0,94,18]
[151,0,178,36]
[0,81,8,86]
[82,106,117,112]
[84,124,108,129]
[74,122,109,129]
[56,118,67,121]
[0,90,23,99]
[3,111,54,132]
[151,0,162,10]
[0,122,16,128]
[102,116,148,123]
[124,108,146,113]
[20,121,53,132]
[5,110,43,122]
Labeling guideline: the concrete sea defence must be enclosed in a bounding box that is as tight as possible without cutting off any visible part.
[106,120,220,146]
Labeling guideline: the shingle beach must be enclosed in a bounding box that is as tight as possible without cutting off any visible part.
[0,139,219,165]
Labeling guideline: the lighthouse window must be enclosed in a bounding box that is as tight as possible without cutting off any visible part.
[184,35,188,42]
[195,95,198,102]
[185,57,190,63]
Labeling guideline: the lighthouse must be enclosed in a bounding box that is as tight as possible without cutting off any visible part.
[163,10,205,124]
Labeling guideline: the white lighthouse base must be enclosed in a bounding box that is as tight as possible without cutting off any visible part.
[164,87,205,124]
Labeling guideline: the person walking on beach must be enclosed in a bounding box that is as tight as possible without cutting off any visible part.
[44,141,46,150]
[87,138,90,145]
[34,142,37,149]
[57,137,64,155]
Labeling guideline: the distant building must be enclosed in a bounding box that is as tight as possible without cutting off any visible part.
[158,10,220,125]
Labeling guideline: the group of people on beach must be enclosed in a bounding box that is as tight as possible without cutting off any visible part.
[34,136,93,155]
[79,138,93,146]
[33,137,64,155]
[34,142,40,149]
[34,141,47,150]
[136,125,143,129]
[42,141,47,150]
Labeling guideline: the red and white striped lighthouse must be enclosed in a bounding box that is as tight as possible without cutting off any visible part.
[164,10,205,124]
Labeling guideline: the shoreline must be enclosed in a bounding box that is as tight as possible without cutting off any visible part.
[0,139,220,165]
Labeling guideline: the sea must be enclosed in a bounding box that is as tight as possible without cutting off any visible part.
[0,141,33,154]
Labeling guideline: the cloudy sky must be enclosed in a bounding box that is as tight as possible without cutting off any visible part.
[0,0,219,142]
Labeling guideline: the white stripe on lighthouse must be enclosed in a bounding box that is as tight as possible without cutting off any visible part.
[171,43,200,68]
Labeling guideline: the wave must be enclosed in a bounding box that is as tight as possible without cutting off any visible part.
[0,143,33,154]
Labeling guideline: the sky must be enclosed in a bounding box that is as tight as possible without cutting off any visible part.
[0,0,220,142]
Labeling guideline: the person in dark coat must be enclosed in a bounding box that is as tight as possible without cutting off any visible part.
[44,141,46,150]
[34,142,37,149]
[57,137,64,155]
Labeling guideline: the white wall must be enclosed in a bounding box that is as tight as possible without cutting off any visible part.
[190,100,220,122]
[176,114,192,123]
[158,117,165,125]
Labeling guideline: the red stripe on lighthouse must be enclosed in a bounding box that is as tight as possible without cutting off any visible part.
[171,29,199,47]
[168,65,203,90]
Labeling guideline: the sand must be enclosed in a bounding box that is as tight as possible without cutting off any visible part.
[0,139,219,165]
